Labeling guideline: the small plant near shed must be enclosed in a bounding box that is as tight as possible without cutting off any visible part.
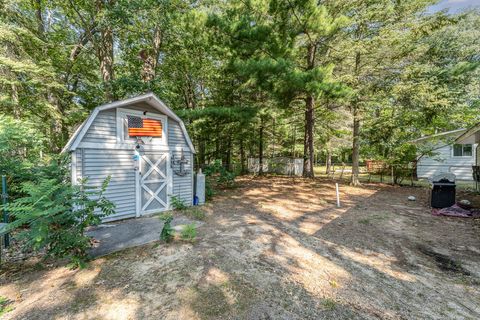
[159,213,174,243]
[180,223,197,242]
[170,195,187,210]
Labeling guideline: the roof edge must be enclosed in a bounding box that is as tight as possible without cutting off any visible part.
[455,122,480,144]
[410,128,466,143]
[63,93,196,153]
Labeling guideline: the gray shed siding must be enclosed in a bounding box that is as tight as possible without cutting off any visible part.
[82,109,117,144]
[171,150,193,205]
[82,148,136,220]
[75,104,194,218]
[417,144,477,180]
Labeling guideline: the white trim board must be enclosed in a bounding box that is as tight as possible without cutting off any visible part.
[77,142,190,152]
[62,93,196,153]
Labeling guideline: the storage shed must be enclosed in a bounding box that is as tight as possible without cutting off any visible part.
[63,93,195,222]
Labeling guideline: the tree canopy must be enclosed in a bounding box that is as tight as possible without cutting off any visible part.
[1,0,479,180]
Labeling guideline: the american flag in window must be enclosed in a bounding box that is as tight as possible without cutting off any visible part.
[127,115,162,137]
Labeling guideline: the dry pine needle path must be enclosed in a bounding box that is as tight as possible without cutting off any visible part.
[1,176,479,319]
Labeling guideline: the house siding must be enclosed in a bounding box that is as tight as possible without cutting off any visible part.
[76,104,194,220]
[417,144,477,180]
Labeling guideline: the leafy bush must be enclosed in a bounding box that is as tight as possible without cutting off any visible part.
[180,223,196,242]
[159,213,174,243]
[170,195,187,210]
[5,162,114,268]
[0,115,47,198]
[204,160,236,187]
[203,160,236,199]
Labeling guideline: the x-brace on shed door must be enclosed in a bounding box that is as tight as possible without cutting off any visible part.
[139,152,170,215]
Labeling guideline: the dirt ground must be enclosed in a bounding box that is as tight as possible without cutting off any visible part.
[1,176,480,319]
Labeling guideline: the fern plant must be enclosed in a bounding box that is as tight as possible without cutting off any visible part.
[5,173,114,268]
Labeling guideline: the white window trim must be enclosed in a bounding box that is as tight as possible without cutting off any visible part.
[451,143,473,158]
[116,108,168,146]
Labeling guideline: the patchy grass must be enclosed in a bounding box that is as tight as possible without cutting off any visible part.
[0,296,13,317]
[180,224,197,242]
[1,176,480,319]
[358,213,389,225]
[182,207,206,221]
[322,298,337,310]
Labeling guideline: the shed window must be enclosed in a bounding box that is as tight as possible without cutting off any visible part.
[453,144,472,157]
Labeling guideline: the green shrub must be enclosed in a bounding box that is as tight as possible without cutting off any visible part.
[0,115,47,198]
[5,161,114,268]
[159,213,174,242]
[170,195,187,210]
[203,160,236,200]
[205,180,215,200]
[180,223,196,242]
[204,160,236,187]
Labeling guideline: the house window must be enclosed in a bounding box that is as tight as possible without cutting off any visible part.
[453,144,472,157]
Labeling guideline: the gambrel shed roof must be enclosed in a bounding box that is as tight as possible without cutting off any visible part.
[62,93,195,153]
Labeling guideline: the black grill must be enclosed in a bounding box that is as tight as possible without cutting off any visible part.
[472,166,480,182]
[431,178,456,209]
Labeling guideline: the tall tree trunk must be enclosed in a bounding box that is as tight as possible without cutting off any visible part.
[34,0,45,36]
[303,43,316,178]
[98,25,114,101]
[11,83,20,119]
[140,26,162,84]
[259,117,264,175]
[303,95,315,178]
[225,135,232,171]
[240,136,245,174]
[96,0,116,101]
[351,51,361,185]
[351,103,361,185]
[325,147,332,174]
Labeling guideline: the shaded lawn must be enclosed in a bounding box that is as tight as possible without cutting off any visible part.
[1,176,480,319]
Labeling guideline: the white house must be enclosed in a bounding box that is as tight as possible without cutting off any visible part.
[63,93,196,222]
[413,128,477,181]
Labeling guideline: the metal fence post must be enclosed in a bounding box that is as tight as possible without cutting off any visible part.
[1,175,9,247]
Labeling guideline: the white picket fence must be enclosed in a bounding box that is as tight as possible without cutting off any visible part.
[247,157,304,176]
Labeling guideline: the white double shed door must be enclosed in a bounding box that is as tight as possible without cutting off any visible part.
[136,151,171,216]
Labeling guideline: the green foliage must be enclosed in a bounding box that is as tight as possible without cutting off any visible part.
[0,296,13,317]
[1,0,479,190]
[204,160,236,187]
[170,195,187,210]
[0,115,47,197]
[159,213,174,243]
[180,223,197,242]
[5,159,114,268]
